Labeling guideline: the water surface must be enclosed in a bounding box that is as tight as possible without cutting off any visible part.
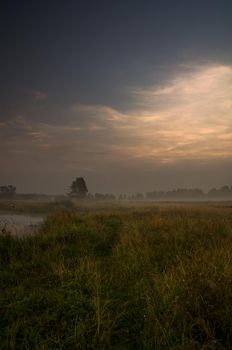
[0,214,43,236]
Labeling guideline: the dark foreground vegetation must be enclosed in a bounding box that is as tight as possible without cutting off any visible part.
[1,203,232,349]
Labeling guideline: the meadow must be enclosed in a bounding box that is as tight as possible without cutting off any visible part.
[1,201,232,349]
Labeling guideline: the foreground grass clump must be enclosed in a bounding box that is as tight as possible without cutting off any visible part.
[1,205,232,349]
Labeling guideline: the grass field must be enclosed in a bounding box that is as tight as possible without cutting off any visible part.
[1,202,232,349]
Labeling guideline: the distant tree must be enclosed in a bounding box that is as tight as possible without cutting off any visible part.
[135,193,144,200]
[208,188,217,197]
[87,193,94,200]
[0,185,16,197]
[69,177,88,198]
[94,193,116,200]
[208,185,232,198]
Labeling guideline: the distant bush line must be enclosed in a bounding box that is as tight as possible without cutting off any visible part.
[1,184,232,200]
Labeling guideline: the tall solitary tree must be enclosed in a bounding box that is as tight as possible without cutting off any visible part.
[69,177,88,198]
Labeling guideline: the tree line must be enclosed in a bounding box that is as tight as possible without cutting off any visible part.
[69,178,232,200]
[1,178,232,200]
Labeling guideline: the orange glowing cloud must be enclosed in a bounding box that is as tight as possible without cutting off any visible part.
[1,63,232,169]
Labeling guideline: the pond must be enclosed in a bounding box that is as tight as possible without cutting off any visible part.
[0,214,44,236]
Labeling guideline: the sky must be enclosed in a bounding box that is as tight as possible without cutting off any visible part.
[0,0,232,194]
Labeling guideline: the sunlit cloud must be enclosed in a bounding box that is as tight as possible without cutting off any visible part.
[84,63,232,164]
[128,63,232,162]
[69,64,232,164]
[2,63,232,173]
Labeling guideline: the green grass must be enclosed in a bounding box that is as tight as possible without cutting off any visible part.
[1,204,232,349]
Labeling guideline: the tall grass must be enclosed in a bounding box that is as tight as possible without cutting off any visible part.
[1,205,232,349]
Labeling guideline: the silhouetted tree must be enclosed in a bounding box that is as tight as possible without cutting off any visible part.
[133,193,143,200]
[94,193,115,200]
[87,193,94,200]
[0,185,16,197]
[208,185,232,198]
[69,177,88,198]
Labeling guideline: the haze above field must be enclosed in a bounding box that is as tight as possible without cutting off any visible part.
[1,0,232,194]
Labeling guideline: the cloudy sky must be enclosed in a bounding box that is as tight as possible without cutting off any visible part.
[1,0,232,194]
